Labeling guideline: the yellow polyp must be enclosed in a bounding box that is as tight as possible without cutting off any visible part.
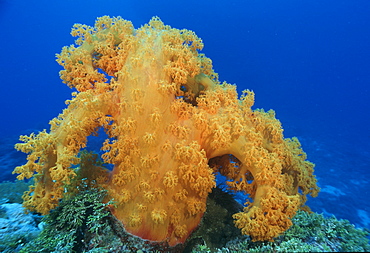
[154,188,165,199]
[186,197,206,216]
[192,112,208,131]
[168,123,190,139]
[132,101,144,113]
[138,180,150,190]
[193,174,215,198]
[142,132,156,145]
[174,224,187,238]
[119,189,131,203]
[136,203,147,212]
[111,171,128,186]
[151,209,167,224]
[122,117,137,132]
[163,171,178,188]
[149,170,159,180]
[131,88,145,101]
[170,99,194,119]
[129,213,142,227]
[140,154,159,168]
[161,140,172,152]
[150,108,162,126]
[143,191,155,203]
[174,189,188,202]
[157,82,177,95]
[170,209,181,225]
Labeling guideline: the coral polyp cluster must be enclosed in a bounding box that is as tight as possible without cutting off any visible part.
[13,16,319,246]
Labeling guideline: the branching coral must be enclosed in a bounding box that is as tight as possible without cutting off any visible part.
[13,16,319,246]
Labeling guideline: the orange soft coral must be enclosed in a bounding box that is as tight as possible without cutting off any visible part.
[13,16,319,246]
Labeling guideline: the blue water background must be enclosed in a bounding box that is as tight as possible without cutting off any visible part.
[0,0,369,230]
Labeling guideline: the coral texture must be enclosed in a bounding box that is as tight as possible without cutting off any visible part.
[13,16,319,246]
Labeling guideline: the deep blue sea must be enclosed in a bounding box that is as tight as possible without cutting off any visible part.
[0,0,369,232]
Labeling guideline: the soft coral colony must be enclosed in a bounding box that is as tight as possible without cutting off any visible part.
[13,16,319,247]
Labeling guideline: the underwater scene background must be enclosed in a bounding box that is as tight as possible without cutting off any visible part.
[0,0,369,251]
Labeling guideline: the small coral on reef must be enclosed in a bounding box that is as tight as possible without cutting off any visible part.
[191,210,370,252]
[13,16,319,247]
